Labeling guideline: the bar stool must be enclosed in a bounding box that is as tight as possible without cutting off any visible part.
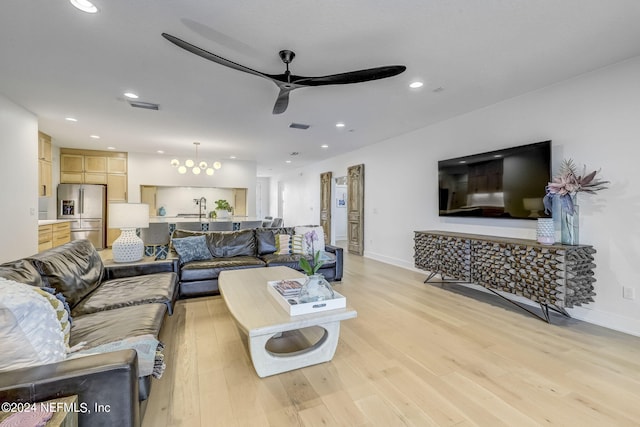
[139,223,170,259]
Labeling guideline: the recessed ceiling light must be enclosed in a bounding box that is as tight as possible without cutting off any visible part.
[124,92,139,99]
[65,117,77,122]
[230,155,237,159]
[157,150,165,154]
[336,122,345,128]
[70,0,98,13]
[285,160,292,164]
[107,146,116,150]
[409,81,424,89]
[90,135,100,139]
[321,144,329,148]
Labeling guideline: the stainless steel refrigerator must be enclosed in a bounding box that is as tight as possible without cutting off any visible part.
[57,184,106,249]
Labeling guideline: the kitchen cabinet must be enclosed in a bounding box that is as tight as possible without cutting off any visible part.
[52,222,71,247]
[38,131,53,197]
[38,222,72,252]
[59,148,128,248]
[107,174,127,201]
[38,224,53,252]
[107,157,127,174]
[38,132,52,162]
[140,185,157,216]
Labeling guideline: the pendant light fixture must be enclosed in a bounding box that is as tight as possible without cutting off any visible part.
[170,142,223,175]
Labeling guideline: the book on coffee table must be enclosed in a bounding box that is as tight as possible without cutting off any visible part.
[266,279,347,316]
[272,279,304,297]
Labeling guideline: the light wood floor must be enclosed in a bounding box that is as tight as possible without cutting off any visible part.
[142,252,640,427]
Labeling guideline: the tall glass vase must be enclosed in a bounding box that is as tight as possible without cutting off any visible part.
[558,194,579,245]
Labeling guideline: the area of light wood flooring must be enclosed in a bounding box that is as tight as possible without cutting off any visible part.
[142,252,640,427]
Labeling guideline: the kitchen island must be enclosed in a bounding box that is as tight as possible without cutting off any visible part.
[149,216,264,232]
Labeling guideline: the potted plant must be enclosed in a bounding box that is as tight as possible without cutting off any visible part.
[214,199,233,218]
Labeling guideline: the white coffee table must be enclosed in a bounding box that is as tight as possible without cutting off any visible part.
[219,266,357,377]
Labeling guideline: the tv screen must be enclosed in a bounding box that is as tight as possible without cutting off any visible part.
[438,140,551,220]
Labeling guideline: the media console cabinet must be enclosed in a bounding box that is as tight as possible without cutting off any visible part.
[413,230,597,322]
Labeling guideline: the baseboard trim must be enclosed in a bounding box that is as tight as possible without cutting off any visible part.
[363,251,640,338]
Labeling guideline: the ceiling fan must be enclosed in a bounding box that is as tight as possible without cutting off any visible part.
[161,33,406,114]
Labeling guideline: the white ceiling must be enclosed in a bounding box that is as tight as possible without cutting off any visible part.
[2,1,640,176]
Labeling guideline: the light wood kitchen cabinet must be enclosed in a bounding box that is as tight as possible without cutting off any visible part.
[84,156,108,183]
[61,153,84,173]
[38,224,53,252]
[140,185,157,216]
[107,157,127,174]
[38,131,53,197]
[39,158,53,197]
[38,132,52,162]
[38,222,71,252]
[52,222,71,247]
[107,174,127,201]
[60,148,128,248]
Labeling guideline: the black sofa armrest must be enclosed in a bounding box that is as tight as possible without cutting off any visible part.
[324,244,343,281]
[104,258,178,280]
[0,350,140,427]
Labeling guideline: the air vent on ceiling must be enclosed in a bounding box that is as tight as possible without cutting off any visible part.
[289,122,310,130]
[290,152,299,156]
[128,101,160,110]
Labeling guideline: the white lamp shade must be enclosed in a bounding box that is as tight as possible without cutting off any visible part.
[109,203,149,229]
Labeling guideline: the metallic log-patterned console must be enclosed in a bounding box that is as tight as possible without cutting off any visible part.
[414,230,596,321]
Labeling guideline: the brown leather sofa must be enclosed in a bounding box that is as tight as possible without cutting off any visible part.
[0,239,178,426]
[174,227,343,298]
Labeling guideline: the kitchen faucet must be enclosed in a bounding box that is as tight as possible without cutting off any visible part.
[198,197,207,220]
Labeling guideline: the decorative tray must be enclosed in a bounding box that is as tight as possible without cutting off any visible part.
[266,278,347,316]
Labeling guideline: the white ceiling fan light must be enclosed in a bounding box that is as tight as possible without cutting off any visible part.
[70,0,99,14]
[409,81,424,89]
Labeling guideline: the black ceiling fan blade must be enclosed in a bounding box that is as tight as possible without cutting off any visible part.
[273,88,292,114]
[291,65,406,86]
[162,33,269,81]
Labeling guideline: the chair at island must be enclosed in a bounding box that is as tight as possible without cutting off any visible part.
[140,223,170,259]
[239,220,263,229]
[208,221,234,231]
[174,222,204,232]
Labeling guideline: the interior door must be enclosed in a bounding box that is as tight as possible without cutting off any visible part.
[319,171,332,244]
[347,164,364,255]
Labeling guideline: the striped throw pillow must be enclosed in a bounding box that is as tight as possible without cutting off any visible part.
[275,234,292,255]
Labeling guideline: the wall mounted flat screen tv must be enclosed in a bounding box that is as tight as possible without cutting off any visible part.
[438,140,551,220]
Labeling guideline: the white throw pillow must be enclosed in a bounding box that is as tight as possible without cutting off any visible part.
[0,278,67,372]
[294,226,326,255]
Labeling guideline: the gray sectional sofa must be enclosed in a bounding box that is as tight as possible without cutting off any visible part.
[173,227,343,298]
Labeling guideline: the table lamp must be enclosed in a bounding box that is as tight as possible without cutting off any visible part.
[109,203,149,262]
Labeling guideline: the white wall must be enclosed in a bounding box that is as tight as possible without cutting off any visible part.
[0,94,39,261]
[127,152,258,216]
[271,56,640,336]
[154,187,235,217]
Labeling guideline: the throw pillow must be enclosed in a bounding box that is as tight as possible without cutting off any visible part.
[294,226,326,255]
[172,235,212,264]
[32,287,71,350]
[0,278,67,372]
[291,234,306,255]
[274,234,292,255]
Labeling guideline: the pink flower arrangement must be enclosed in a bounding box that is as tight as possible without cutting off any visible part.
[543,159,608,215]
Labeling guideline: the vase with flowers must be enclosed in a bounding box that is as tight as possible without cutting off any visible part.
[298,230,334,303]
[543,159,608,245]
